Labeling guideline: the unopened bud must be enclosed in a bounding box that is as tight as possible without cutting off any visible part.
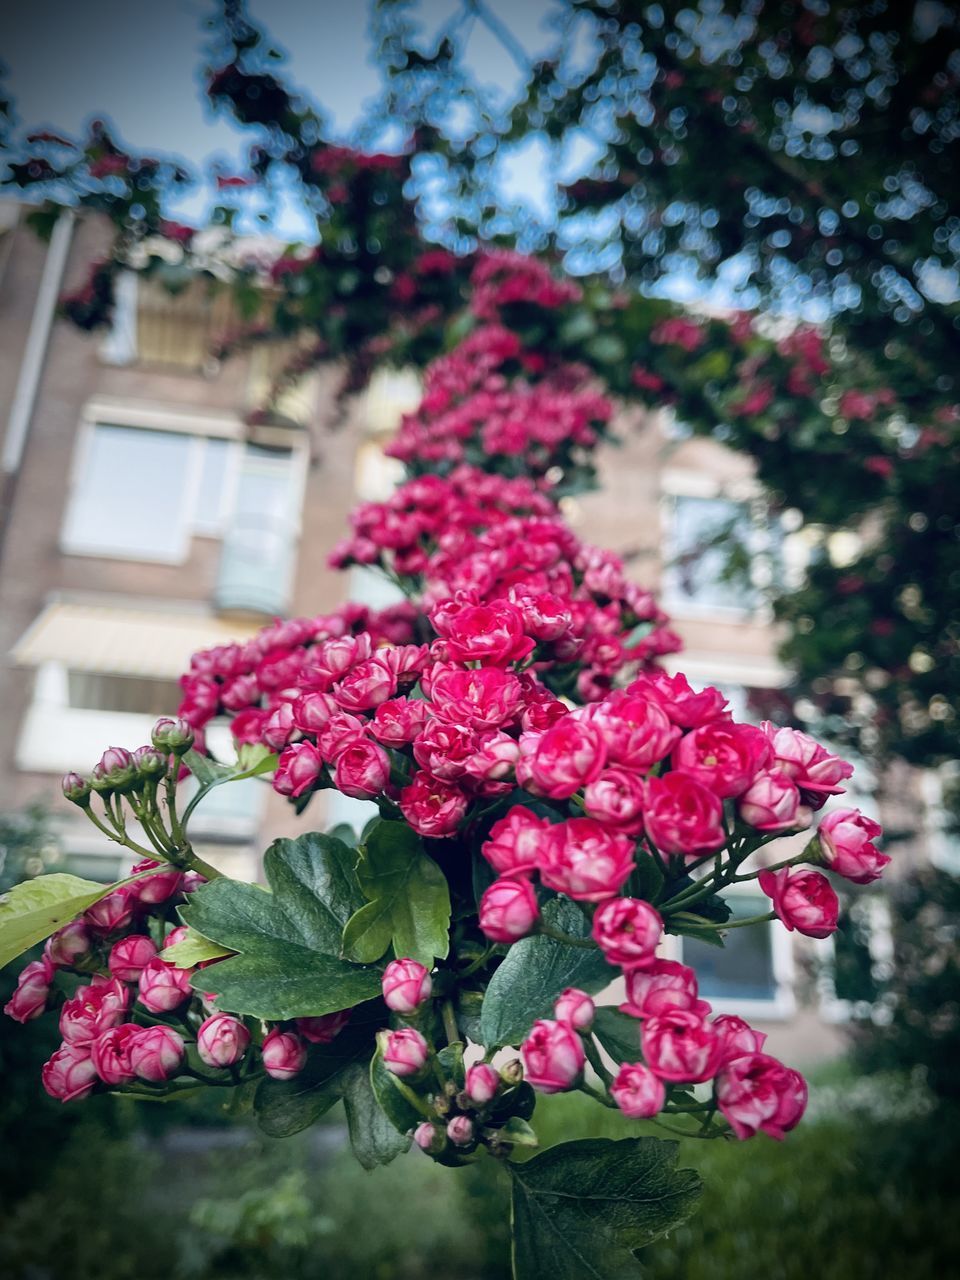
[500,1058,524,1086]
[446,1115,475,1147]
[97,747,138,792]
[151,717,195,755]
[553,987,595,1032]
[261,1028,307,1080]
[414,1121,445,1153]
[382,1027,429,1078]
[133,744,167,778]
[61,772,92,807]
[465,1062,500,1107]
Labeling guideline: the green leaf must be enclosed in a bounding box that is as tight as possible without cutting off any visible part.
[342,820,451,967]
[179,833,382,1019]
[509,1138,702,1280]
[160,926,233,969]
[0,874,116,969]
[341,1061,411,1169]
[499,1117,539,1148]
[480,899,616,1049]
[183,745,277,790]
[591,1007,642,1065]
[254,1006,382,1138]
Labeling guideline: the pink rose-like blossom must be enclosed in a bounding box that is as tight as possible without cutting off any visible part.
[759,867,839,939]
[109,934,159,983]
[817,808,889,883]
[292,690,339,734]
[427,665,523,730]
[4,957,55,1024]
[480,807,549,877]
[628,671,728,729]
[540,818,635,902]
[382,958,433,1014]
[583,768,646,833]
[333,738,391,799]
[716,1053,808,1140]
[520,1018,585,1094]
[60,977,130,1045]
[589,694,680,771]
[197,1013,251,1068]
[465,1062,500,1106]
[412,720,478,781]
[610,1062,666,1118]
[261,1029,307,1080]
[517,717,608,799]
[382,1027,429,1078]
[273,741,324,798]
[553,987,595,1031]
[130,858,184,904]
[712,1014,767,1066]
[369,697,428,746]
[479,877,540,942]
[620,960,709,1019]
[591,897,663,969]
[128,1025,185,1082]
[399,772,469,838]
[41,1043,99,1102]
[760,724,853,808]
[672,722,773,799]
[333,658,397,712]
[91,1024,140,1085]
[432,599,535,666]
[137,957,192,1013]
[45,920,92,968]
[317,713,367,762]
[296,1010,352,1044]
[738,770,808,832]
[642,1008,723,1083]
[84,887,136,934]
[643,773,726,858]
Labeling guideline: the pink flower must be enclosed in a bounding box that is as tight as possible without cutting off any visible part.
[520,1019,585,1094]
[137,957,192,1013]
[317,713,367,762]
[643,773,726,857]
[479,877,540,942]
[333,738,391,799]
[414,1122,441,1152]
[296,1010,352,1043]
[620,960,709,1019]
[4,957,55,1023]
[427,665,523,729]
[382,958,433,1013]
[91,1024,140,1084]
[109,934,159,983]
[759,867,839,938]
[716,1053,807,1140]
[447,1115,475,1146]
[59,977,130,1045]
[672,722,773,798]
[261,1029,307,1080]
[540,818,635,902]
[463,730,520,789]
[292,690,339,733]
[197,1013,251,1068]
[333,658,397,711]
[84,887,136,934]
[128,1025,185,1082]
[382,1027,429,1077]
[262,702,296,750]
[642,1009,723,1083]
[817,808,889,883]
[553,987,595,1031]
[130,859,183,904]
[273,741,324,798]
[369,697,428,746]
[610,1062,666,1118]
[399,772,469,838]
[431,599,535,666]
[517,717,608,799]
[712,1014,767,1066]
[44,920,92,967]
[591,897,663,969]
[738,770,809,832]
[41,1044,98,1102]
[480,807,548,877]
[465,1062,500,1106]
[760,724,853,809]
[412,720,478,781]
[583,768,646,833]
[589,694,680,770]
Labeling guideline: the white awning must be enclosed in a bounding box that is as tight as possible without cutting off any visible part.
[11,601,261,680]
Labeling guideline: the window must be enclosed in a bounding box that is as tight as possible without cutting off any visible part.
[663,494,760,612]
[102,274,239,373]
[67,671,182,717]
[676,889,795,1018]
[62,418,301,567]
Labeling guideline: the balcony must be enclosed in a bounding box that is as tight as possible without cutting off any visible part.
[213,513,297,619]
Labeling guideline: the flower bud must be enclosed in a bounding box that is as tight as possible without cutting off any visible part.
[610,1062,665,1118]
[261,1028,307,1080]
[132,745,168,778]
[4,957,54,1023]
[89,763,114,794]
[41,1043,98,1102]
[109,934,159,982]
[382,1027,429,1077]
[137,957,192,1013]
[131,858,183,904]
[97,747,138,792]
[197,1013,251,1068]
[520,1019,585,1094]
[382,958,433,1014]
[128,1025,185,1081]
[465,1062,500,1107]
[446,1115,475,1147]
[296,1009,352,1043]
[45,920,92,967]
[414,1121,445,1153]
[151,716,195,755]
[84,887,135,935]
[553,987,595,1032]
[61,771,92,807]
[91,1024,140,1085]
[479,877,539,942]
[500,1058,524,1087]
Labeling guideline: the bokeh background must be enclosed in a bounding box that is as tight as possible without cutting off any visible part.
[1,3,959,1277]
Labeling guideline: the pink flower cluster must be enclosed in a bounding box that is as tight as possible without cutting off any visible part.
[469,249,583,321]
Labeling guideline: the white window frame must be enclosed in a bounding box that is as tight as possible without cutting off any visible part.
[814,893,895,1025]
[60,401,308,565]
[660,470,777,623]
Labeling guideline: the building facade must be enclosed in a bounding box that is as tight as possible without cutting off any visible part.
[1,206,946,1066]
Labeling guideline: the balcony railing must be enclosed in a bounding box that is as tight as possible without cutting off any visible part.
[214,514,297,618]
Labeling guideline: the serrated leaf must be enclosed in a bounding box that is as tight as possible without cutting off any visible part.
[342,820,450,967]
[160,926,233,969]
[664,911,727,948]
[591,1006,642,1065]
[480,899,615,1049]
[509,1138,702,1280]
[0,874,116,968]
[179,832,381,1019]
[341,1061,411,1169]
